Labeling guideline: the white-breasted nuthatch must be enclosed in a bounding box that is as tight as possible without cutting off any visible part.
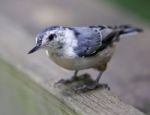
[28,25,143,91]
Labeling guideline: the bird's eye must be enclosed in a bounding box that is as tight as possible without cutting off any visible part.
[48,34,55,41]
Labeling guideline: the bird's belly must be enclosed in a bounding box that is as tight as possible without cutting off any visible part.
[48,54,94,70]
[46,45,116,70]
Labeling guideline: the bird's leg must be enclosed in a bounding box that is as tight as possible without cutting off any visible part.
[55,70,79,85]
[68,70,79,81]
[95,72,110,90]
[75,71,110,92]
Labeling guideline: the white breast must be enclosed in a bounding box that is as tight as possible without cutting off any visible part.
[46,44,116,70]
[62,28,78,57]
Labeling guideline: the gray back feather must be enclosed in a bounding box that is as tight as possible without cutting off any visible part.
[72,26,113,57]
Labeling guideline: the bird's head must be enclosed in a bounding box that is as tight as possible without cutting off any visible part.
[28,26,65,54]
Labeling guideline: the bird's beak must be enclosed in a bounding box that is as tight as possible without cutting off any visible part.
[28,45,40,54]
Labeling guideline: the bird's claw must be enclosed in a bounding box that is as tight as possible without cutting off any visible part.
[54,73,91,86]
[54,76,78,86]
[74,82,110,92]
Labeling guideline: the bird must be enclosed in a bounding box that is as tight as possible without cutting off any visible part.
[28,25,143,91]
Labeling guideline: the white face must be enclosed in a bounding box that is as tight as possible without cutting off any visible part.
[36,30,65,50]
[28,27,78,57]
[28,30,63,54]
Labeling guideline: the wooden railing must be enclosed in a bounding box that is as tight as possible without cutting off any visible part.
[0,15,145,115]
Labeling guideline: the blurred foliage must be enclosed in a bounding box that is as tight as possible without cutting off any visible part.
[109,0,150,22]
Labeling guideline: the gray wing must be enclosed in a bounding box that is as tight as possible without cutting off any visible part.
[72,26,114,57]
[72,25,142,57]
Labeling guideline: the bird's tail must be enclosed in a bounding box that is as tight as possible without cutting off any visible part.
[118,25,143,38]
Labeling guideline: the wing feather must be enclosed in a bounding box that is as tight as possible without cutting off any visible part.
[73,26,116,57]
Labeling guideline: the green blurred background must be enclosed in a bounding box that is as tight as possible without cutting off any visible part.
[110,0,150,22]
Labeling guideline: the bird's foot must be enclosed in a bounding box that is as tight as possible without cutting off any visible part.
[54,76,79,85]
[54,73,90,86]
[74,81,110,92]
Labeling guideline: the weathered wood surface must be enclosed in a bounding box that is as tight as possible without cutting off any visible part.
[0,14,145,115]
[0,58,78,115]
